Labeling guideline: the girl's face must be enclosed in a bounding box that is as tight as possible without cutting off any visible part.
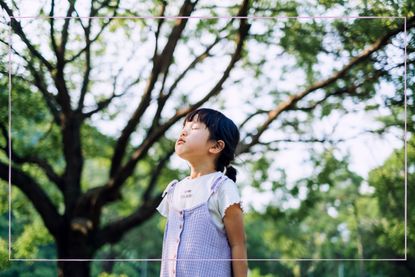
[175,118,214,161]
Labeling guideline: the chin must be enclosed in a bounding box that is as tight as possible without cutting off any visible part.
[174,149,185,158]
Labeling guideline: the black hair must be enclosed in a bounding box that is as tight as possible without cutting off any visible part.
[184,108,240,182]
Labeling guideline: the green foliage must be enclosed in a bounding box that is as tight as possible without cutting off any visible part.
[250,155,271,190]
[7,84,61,164]
[98,273,128,277]
[0,182,58,274]
[0,238,11,270]
[80,124,116,191]
[1,260,58,277]
[13,217,53,259]
[368,135,415,261]
[248,268,274,277]
[280,19,326,83]
[92,215,164,276]
[334,18,399,54]
[245,136,414,275]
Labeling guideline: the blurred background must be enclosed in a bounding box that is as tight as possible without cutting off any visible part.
[0,0,414,276]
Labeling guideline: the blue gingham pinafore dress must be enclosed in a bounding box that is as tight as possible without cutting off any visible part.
[160,175,232,277]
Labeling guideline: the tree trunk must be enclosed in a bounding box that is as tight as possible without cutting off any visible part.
[57,261,91,277]
[56,227,96,277]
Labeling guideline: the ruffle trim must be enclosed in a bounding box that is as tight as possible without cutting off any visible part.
[223,201,245,218]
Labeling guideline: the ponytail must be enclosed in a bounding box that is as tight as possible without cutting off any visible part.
[224,165,237,182]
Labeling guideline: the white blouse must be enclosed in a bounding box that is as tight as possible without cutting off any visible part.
[157,171,243,231]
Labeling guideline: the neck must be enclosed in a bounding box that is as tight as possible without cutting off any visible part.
[188,162,217,179]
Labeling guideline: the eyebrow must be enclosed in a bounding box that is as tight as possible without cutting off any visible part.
[183,121,206,130]
[184,119,200,125]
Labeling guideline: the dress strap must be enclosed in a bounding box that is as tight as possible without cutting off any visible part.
[209,173,228,197]
[161,179,179,198]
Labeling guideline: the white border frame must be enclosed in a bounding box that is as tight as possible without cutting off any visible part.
[7,15,408,262]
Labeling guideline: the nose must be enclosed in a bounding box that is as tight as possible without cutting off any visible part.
[180,128,188,137]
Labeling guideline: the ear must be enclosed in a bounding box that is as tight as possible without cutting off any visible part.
[209,140,225,154]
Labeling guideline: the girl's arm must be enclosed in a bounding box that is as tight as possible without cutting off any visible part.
[223,203,248,277]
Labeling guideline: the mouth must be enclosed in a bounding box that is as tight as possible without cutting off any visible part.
[177,138,185,145]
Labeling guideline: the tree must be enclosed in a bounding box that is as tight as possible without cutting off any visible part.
[244,140,414,276]
[0,0,413,276]
[365,135,415,275]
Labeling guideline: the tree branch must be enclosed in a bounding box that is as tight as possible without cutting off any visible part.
[237,17,415,155]
[238,109,269,129]
[142,147,175,201]
[65,0,120,63]
[0,123,64,190]
[51,1,75,115]
[0,1,54,71]
[82,59,146,118]
[152,1,167,65]
[77,0,121,112]
[257,129,386,153]
[26,63,61,124]
[0,161,63,238]
[0,37,61,124]
[291,67,383,113]
[49,0,58,58]
[109,0,199,177]
[59,0,76,62]
[93,196,161,247]
[175,0,250,113]
[76,15,92,112]
[82,91,125,118]
[147,34,223,136]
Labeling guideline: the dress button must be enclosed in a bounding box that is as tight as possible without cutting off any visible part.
[179,224,182,229]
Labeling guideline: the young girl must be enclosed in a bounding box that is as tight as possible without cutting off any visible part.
[157,108,247,277]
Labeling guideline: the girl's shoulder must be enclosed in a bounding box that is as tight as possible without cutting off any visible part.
[213,177,245,216]
[215,177,239,195]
